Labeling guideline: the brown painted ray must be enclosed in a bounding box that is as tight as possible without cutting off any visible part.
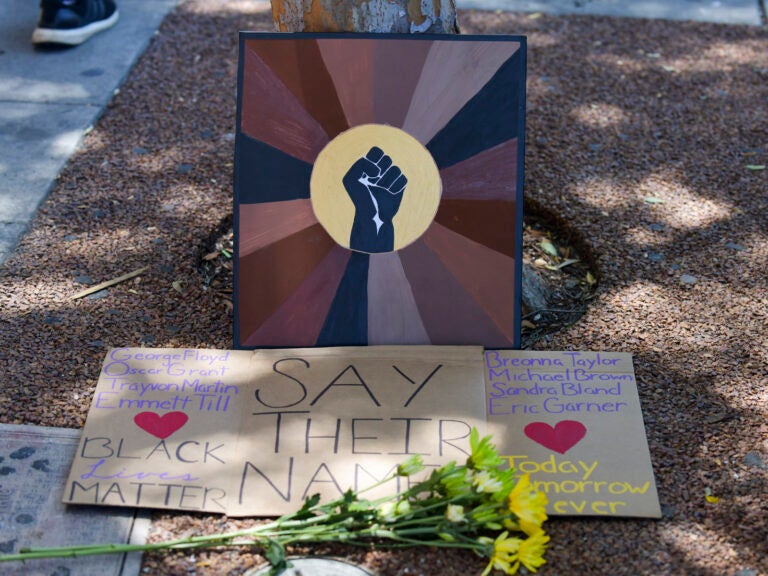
[317,38,375,126]
[237,224,336,343]
[367,252,430,345]
[245,39,349,139]
[372,38,433,127]
[421,223,516,342]
[241,45,329,164]
[440,139,518,200]
[398,240,513,347]
[242,246,350,347]
[433,199,517,258]
[239,199,318,258]
[402,41,520,144]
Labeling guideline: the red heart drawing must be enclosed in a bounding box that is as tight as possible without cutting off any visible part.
[134,411,189,439]
[524,420,587,454]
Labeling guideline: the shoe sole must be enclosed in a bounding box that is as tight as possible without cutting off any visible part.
[32,9,119,46]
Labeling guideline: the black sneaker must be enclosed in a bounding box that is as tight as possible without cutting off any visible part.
[32,0,119,46]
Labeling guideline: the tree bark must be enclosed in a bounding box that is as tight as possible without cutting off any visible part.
[270,0,459,33]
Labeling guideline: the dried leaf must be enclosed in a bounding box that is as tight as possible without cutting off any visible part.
[704,487,720,504]
[203,252,220,261]
[533,257,549,268]
[526,226,547,238]
[539,238,559,257]
[552,258,580,270]
[585,272,596,285]
[521,320,537,329]
[172,280,186,294]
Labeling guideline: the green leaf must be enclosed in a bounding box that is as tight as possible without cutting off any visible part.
[338,488,358,512]
[220,248,233,258]
[746,165,766,171]
[293,494,320,520]
[264,539,286,569]
[644,196,665,204]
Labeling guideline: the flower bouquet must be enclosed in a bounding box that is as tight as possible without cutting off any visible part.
[0,429,549,575]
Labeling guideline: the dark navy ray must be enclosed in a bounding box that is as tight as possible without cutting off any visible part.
[316,251,370,346]
[426,50,523,169]
[236,133,313,204]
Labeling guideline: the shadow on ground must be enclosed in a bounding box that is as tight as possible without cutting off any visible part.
[0,3,766,575]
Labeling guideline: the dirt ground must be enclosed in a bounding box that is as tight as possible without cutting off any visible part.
[0,2,766,575]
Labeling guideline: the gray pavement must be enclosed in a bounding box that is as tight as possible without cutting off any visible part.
[0,0,764,264]
[0,0,178,263]
[461,0,765,26]
[0,423,150,576]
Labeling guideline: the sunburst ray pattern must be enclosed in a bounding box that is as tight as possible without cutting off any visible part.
[235,33,526,349]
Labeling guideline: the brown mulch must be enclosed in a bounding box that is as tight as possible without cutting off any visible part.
[1,2,767,575]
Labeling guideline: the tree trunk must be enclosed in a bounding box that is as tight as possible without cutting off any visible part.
[270,0,459,33]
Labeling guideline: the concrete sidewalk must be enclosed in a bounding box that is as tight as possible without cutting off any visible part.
[0,0,764,264]
[0,0,178,263]
[462,0,765,26]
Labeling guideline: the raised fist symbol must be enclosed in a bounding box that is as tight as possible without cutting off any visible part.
[343,146,408,253]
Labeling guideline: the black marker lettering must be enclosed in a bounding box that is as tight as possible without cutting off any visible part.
[255,358,309,408]
[311,365,380,406]
[239,458,293,503]
[395,364,443,407]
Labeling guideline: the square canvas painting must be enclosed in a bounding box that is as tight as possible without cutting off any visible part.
[234,33,526,349]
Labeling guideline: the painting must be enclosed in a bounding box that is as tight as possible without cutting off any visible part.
[234,33,526,349]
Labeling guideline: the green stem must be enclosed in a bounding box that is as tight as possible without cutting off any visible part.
[0,451,529,566]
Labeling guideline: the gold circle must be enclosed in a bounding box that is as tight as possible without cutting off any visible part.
[310,124,442,254]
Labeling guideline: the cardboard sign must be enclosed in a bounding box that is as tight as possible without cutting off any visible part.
[234,33,526,349]
[63,347,486,516]
[485,350,661,517]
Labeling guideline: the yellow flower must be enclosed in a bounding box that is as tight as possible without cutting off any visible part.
[516,530,549,573]
[445,504,465,523]
[480,531,523,576]
[397,454,424,477]
[378,499,411,522]
[473,470,504,494]
[377,501,396,522]
[396,499,411,516]
[508,474,548,535]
